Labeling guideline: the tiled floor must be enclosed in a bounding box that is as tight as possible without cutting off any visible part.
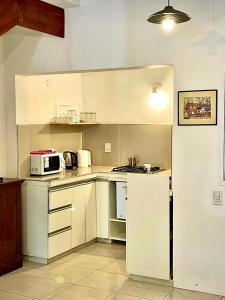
[0,242,223,300]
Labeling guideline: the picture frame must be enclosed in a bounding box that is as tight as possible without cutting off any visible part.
[178,89,218,126]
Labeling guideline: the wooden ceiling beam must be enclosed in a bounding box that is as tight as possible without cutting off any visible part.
[0,0,65,38]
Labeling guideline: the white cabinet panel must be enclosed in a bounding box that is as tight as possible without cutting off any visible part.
[127,174,170,280]
[96,181,109,239]
[48,208,72,234]
[85,182,97,242]
[48,230,72,259]
[49,188,73,210]
[72,185,86,248]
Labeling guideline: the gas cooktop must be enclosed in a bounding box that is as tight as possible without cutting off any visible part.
[111,166,160,174]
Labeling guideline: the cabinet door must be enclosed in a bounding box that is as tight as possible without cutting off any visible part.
[0,184,22,274]
[96,181,109,239]
[127,174,170,280]
[85,182,97,242]
[71,185,86,248]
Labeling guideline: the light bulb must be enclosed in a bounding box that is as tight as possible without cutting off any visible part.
[162,18,175,31]
[150,91,167,110]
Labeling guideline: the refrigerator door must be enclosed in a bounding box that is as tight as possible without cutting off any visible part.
[116,182,127,220]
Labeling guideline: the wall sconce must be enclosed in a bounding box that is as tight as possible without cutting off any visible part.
[150,83,167,109]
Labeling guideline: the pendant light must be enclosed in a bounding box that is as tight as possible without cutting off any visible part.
[147,0,191,31]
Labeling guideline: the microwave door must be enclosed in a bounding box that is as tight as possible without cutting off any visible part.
[44,156,60,172]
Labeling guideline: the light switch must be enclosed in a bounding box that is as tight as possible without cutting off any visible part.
[105,143,111,153]
[212,191,223,206]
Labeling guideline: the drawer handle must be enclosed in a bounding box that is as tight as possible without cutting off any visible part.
[48,226,71,237]
[49,204,72,214]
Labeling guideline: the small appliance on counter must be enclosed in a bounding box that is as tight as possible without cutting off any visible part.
[112,165,160,174]
[63,151,78,170]
[77,150,91,168]
[30,150,64,176]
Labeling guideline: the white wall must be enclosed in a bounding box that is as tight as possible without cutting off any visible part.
[16,73,82,124]
[1,0,225,295]
[82,66,173,124]
[16,66,173,125]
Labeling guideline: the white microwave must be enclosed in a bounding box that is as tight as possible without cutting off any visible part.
[30,153,64,176]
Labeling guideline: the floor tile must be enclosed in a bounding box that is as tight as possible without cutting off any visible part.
[52,252,82,265]
[78,242,126,259]
[78,270,129,292]
[101,259,128,275]
[106,293,146,300]
[47,284,112,300]
[0,273,70,299]
[119,280,172,300]
[63,253,112,270]
[164,288,221,300]
[24,263,95,284]
[0,291,35,300]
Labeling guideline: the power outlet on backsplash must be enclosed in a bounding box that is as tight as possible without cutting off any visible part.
[105,143,111,153]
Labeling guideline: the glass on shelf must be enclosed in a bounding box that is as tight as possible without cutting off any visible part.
[56,105,70,121]
[80,112,97,123]
[67,110,77,124]
[91,112,96,120]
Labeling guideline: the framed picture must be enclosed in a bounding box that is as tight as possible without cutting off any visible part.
[178,90,217,126]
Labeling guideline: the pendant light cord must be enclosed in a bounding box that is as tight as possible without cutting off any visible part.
[168,0,170,6]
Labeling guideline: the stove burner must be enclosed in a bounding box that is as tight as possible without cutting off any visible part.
[111,166,160,174]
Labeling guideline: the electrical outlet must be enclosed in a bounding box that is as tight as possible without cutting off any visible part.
[105,143,111,153]
[212,191,223,206]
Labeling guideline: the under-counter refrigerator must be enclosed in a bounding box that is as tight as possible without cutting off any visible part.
[116,182,127,220]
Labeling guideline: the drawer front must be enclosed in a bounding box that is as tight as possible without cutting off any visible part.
[48,208,72,234]
[49,188,73,210]
[48,229,71,258]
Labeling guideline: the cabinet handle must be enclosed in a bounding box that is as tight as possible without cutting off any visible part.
[49,204,72,214]
[48,226,72,237]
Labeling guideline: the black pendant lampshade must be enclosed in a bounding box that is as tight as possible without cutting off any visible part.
[147,0,191,24]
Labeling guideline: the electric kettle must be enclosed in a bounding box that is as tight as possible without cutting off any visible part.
[63,151,78,170]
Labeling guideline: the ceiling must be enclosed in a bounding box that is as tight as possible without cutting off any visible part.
[44,0,80,8]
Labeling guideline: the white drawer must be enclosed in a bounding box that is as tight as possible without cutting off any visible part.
[48,229,71,258]
[48,208,72,234]
[49,188,73,210]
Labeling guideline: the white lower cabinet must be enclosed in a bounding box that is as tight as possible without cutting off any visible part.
[23,180,97,263]
[71,185,86,248]
[48,229,72,259]
[71,181,97,247]
[48,208,72,233]
[85,182,97,242]
[127,174,171,280]
[96,180,109,239]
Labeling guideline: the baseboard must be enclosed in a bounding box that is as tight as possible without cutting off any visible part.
[130,274,173,287]
[97,238,112,243]
[174,272,225,296]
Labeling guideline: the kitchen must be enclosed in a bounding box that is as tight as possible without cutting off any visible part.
[0,0,225,300]
[17,65,172,277]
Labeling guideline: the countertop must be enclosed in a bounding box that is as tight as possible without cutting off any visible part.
[24,166,171,188]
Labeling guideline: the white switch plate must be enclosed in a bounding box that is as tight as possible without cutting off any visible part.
[212,191,223,206]
[105,143,111,153]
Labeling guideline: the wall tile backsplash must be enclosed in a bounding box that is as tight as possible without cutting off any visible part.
[82,124,172,169]
[18,124,171,178]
